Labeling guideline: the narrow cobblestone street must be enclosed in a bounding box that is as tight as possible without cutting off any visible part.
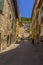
[0,40,43,65]
[0,0,43,65]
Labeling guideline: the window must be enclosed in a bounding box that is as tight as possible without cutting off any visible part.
[42,6,43,11]
[36,11,39,20]
[0,10,2,14]
[10,14,11,19]
[41,17,43,23]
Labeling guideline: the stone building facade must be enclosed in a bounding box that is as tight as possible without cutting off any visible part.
[31,0,43,44]
[0,0,20,51]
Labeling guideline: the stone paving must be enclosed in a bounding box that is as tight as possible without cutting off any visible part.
[0,40,43,65]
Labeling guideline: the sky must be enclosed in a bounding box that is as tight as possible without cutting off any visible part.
[17,0,35,18]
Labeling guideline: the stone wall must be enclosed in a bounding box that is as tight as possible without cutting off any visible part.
[0,0,16,51]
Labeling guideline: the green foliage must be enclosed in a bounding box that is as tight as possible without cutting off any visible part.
[0,0,4,11]
[21,17,31,23]
[26,30,30,33]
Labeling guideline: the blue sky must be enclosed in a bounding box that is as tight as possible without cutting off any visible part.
[17,0,35,18]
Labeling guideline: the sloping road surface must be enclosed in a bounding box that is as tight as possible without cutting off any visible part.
[0,40,43,65]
